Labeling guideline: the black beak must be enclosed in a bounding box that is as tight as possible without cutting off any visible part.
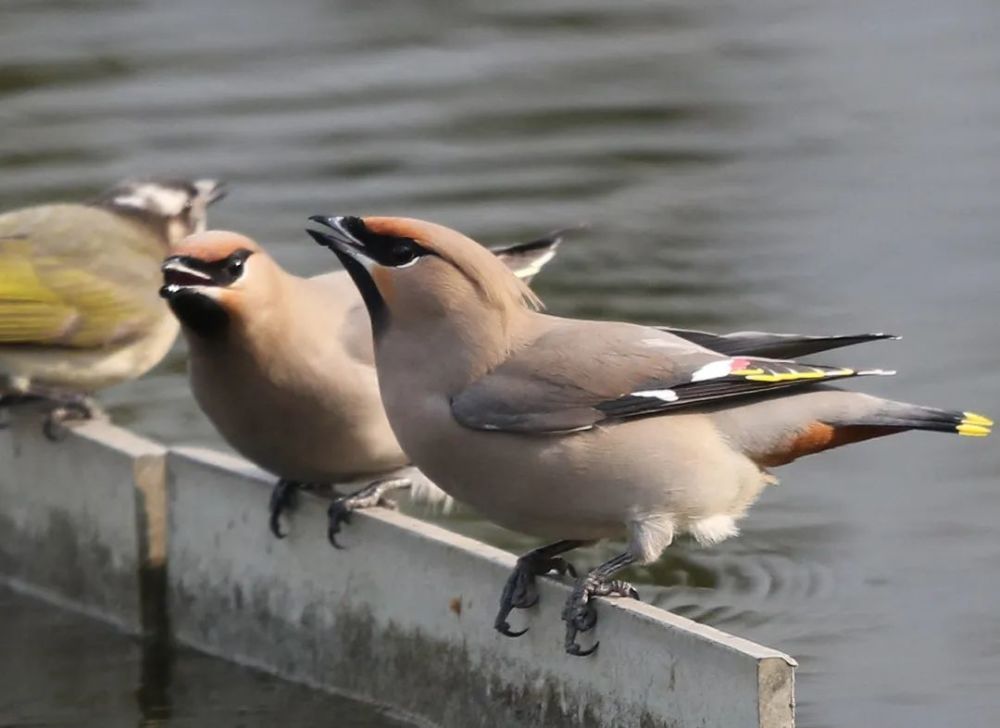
[308,215,362,250]
[307,216,387,330]
[306,215,375,267]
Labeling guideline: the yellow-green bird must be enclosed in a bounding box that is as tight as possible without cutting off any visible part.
[0,177,226,427]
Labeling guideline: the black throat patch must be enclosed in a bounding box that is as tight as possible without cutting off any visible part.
[305,228,389,337]
[165,289,230,338]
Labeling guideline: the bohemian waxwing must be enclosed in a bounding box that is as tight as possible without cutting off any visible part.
[160,228,563,538]
[308,214,992,656]
[0,177,225,432]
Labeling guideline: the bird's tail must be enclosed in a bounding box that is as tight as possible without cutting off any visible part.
[716,390,992,468]
[847,402,993,437]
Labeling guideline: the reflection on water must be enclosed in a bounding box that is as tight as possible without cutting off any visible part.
[3,1,1000,726]
[0,586,413,727]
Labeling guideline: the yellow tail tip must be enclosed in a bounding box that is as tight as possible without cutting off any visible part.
[962,412,994,427]
[957,423,992,437]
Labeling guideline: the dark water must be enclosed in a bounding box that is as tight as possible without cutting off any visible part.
[0,586,413,727]
[3,1,1000,726]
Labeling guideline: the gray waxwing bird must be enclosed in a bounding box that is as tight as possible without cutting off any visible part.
[0,177,225,433]
[159,228,563,540]
[307,214,993,657]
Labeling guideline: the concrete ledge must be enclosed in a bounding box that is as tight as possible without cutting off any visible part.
[168,446,796,728]
[0,406,166,634]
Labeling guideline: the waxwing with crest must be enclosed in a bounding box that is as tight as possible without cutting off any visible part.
[160,227,564,538]
[308,214,992,657]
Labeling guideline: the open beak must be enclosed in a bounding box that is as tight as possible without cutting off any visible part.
[307,215,374,269]
[160,256,216,298]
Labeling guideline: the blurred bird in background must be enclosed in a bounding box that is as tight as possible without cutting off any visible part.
[159,226,563,539]
[309,214,992,656]
[0,178,226,434]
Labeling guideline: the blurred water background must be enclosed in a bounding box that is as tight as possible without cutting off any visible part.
[2,1,1000,726]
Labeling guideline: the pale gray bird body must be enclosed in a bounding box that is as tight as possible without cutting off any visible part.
[0,178,224,420]
[308,215,991,655]
[159,229,562,535]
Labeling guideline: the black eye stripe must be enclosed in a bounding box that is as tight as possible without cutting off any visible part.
[344,218,432,268]
[172,249,253,286]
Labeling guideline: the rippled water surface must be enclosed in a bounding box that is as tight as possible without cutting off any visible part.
[3,1,1000,726]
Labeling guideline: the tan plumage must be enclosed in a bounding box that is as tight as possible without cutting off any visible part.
[160,227,563,536]
[0,178,224,401]
[308,214,992,656]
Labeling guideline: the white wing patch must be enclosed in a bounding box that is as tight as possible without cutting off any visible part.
[690,359,737,382]
[631,388,679,402]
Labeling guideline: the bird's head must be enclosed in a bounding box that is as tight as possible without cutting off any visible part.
[96,177,227,246]
[159,230,273,338]
[306,216,541,337]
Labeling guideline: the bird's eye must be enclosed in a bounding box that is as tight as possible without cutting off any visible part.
[226,257,244,277]
[389,240,416,266]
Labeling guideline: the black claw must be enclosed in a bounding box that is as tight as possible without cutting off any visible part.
[561,578,637,657]
[323,476,411,551]
[494,561,545,638]
[327,501,352,549]
[566,639,600,657]
[495,621,529,638]
[493,541,588,642]
[268,480,301,539]
[563,605,600,656]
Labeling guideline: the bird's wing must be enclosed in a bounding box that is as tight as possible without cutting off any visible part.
[451,320,894,434]
[0,205,166,349]
[660,327,897,358]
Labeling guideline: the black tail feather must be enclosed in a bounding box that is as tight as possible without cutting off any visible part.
[844,403,991,436]
[663,329,898,359]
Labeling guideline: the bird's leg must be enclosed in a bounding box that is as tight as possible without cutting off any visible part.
[0,387,103,440]
[327,476,411,549]
[40,393,103,441]
[269,479,318,539]
[494,539,587,638]
[563,551,640,657]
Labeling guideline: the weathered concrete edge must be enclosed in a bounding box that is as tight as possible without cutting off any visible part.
[0,412,796,726]
[173,445,795,666]
[0,410,167,634]
[170,445,797,727]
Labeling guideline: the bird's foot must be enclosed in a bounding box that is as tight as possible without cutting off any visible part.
[269,479,314,539]
[562,576,639,657]
[494,555,577,638]
[327,477,409,549]
[42,395,102,441]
